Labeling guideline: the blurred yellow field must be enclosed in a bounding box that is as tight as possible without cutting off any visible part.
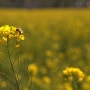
[0,8,90,90]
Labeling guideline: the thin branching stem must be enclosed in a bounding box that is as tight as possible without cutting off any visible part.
[6,36,20,90]
[29,75,32,89]
[71,81,78,90]
[21,73,32,90]
[0,72,15,83]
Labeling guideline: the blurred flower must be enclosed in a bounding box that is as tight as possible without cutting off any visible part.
[42,76,51,84]
[45,50,53,57]
[52,43,59,50]
[85,75,90,83]
[28,64,38,75]
[63,67,84,82]
[8,34,14,39]
[2,37,7,42]
[1,81,7,88]
[15,44,20,48]
[82,75,90,90]
[64,83,72,90]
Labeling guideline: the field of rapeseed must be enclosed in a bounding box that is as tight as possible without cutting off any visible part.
[0,8,90,90]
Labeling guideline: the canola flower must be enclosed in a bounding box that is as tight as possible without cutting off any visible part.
[63,67,84,82]
[42,76,51,84]
[0,25,25,44]
[0,25,25,90]
[28,64,38,75]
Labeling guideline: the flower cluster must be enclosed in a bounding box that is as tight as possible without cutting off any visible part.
[63,67,84,82]
[0,25,25,44]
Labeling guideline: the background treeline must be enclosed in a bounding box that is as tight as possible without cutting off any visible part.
[0,0,90,8]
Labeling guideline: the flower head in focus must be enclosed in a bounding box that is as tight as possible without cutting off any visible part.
[0,25,25,46]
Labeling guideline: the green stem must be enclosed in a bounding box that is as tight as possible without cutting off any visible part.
[6,36,20,90]
[71,81,78,90]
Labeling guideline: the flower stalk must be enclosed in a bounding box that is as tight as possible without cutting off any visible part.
[6,36,20,90]
[0,25,25,90]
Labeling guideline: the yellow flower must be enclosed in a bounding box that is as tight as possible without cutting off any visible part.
[15,44,20,48]
[2,37,7,42]
[8,34,14,39]
[42,76,51,84]
[17,35,25,41]
[63,67,84,82]
[28,64,38,75]
[0,25,11,35]
[0,25,25,45]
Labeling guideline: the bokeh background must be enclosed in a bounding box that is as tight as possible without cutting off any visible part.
[0,0,90,90]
